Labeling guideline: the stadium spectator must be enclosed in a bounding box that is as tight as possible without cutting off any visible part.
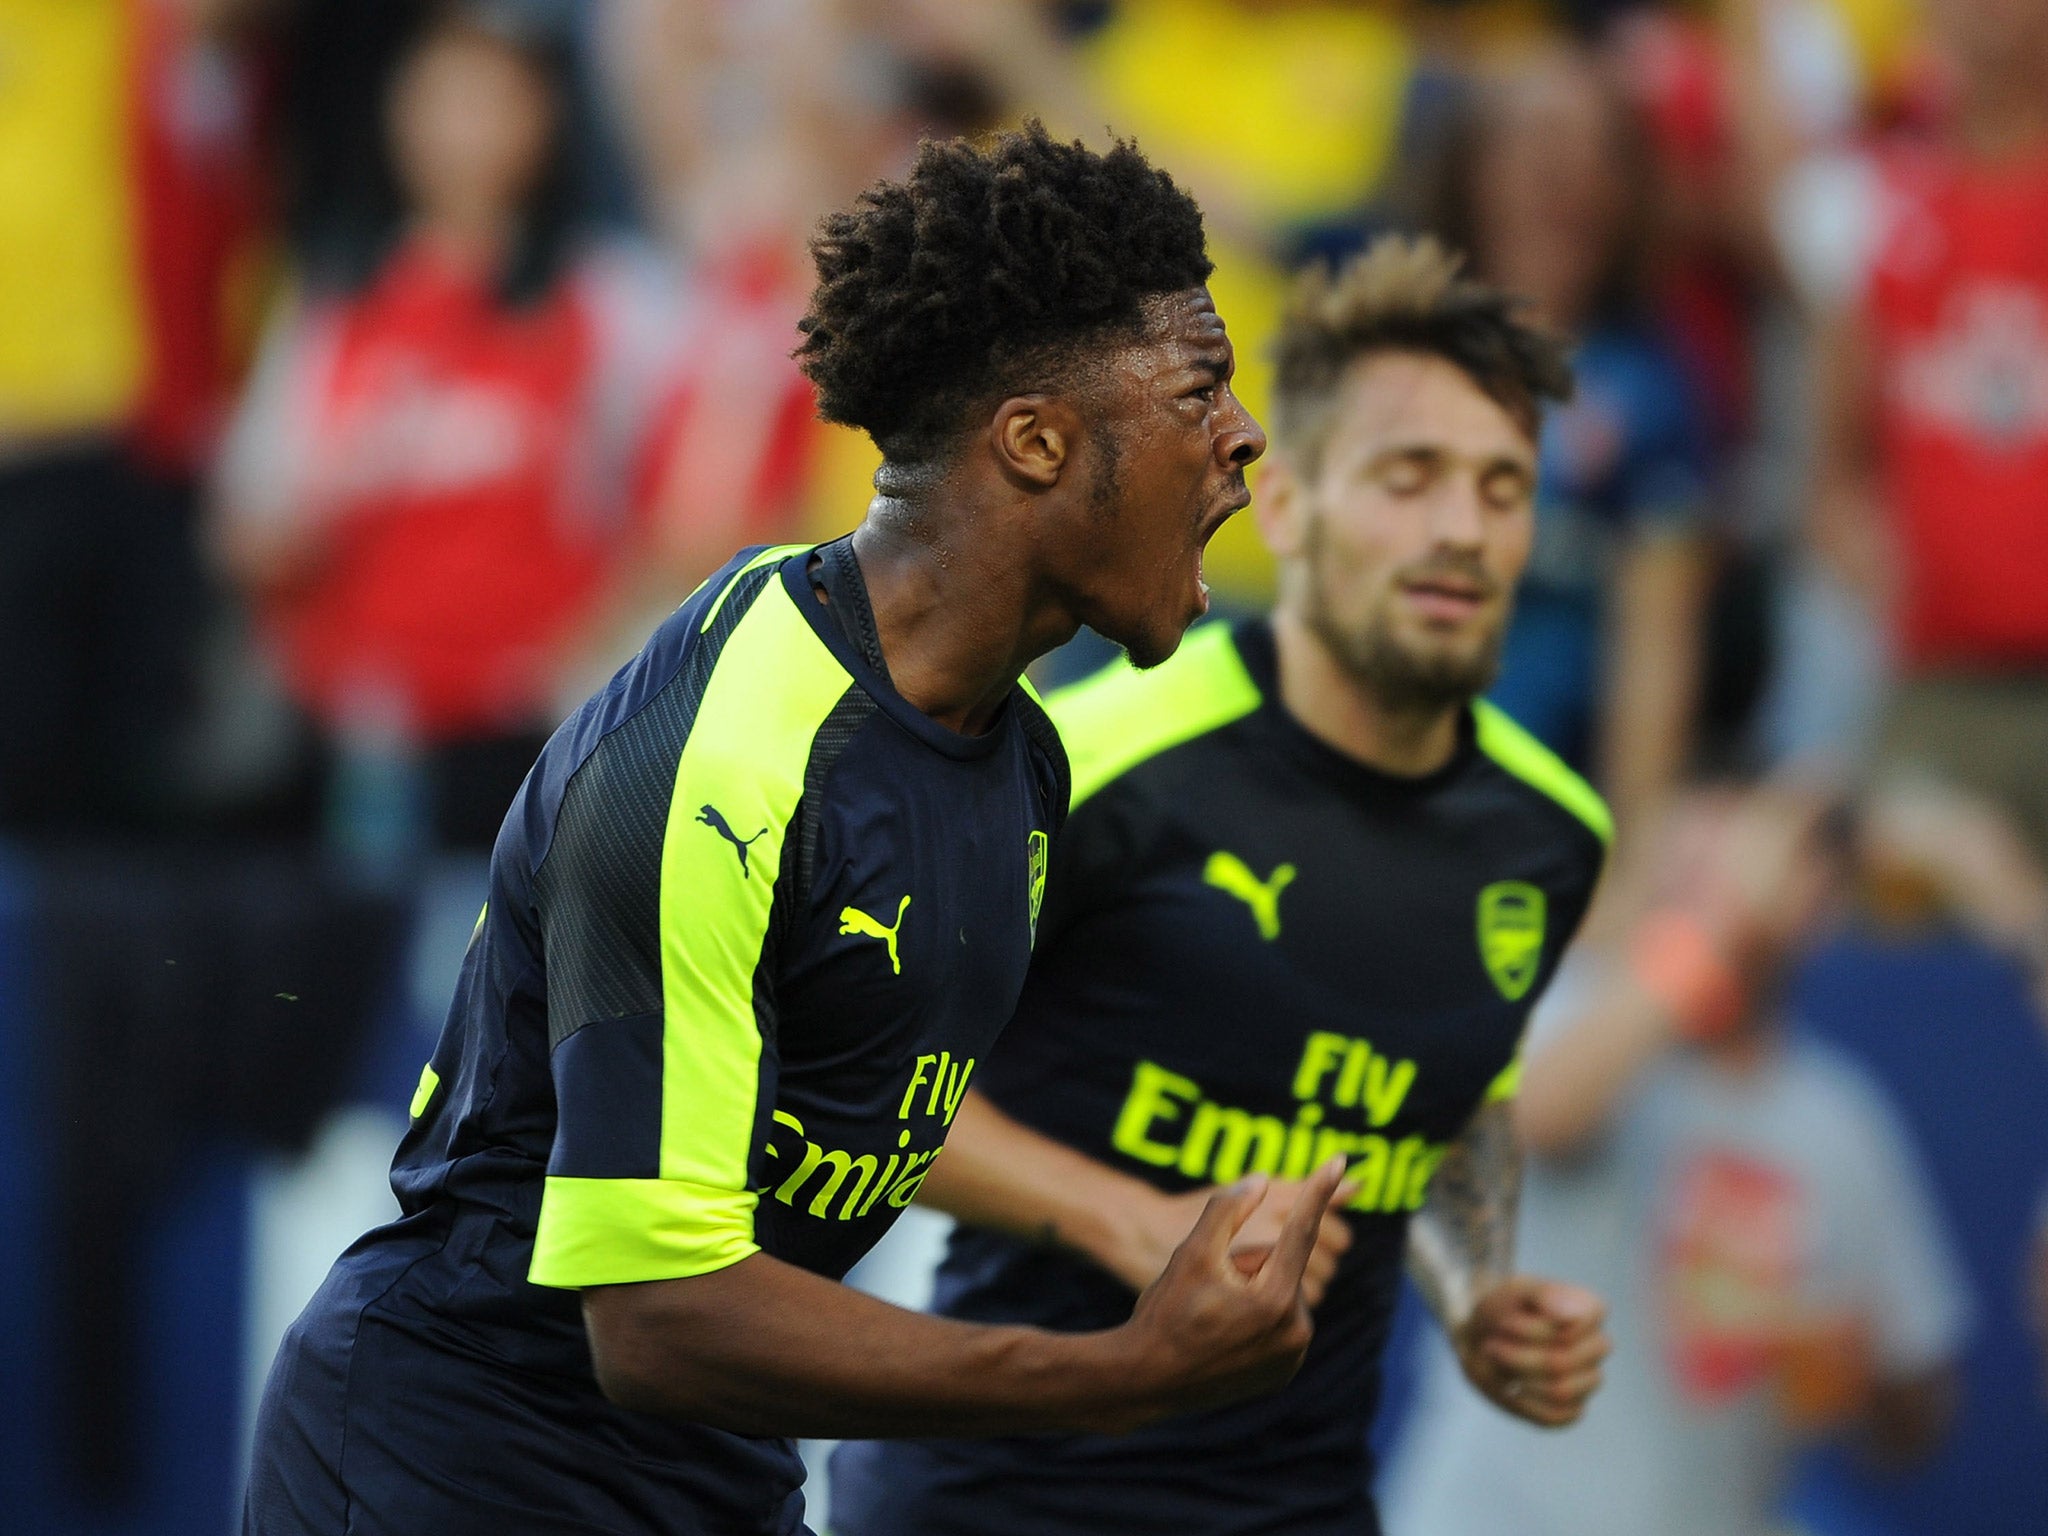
[575,0,1016,688]
[1412,41,1718,836]
[1794,0,2048,864]
[1383,784,1972,1536]
[0,0,269,837]
[212,2,681,858]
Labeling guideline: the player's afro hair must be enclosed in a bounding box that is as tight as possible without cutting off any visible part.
[796,121,1213,464]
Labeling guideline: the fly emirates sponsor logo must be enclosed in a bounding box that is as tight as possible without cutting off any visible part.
[763,1051,976,1223]
[1109,1031,1446,1214]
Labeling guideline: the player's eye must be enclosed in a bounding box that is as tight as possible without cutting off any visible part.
[1482,468,1533,509]
[1377,458,1433,495]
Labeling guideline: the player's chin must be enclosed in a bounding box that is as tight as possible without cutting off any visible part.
[1398,620,1499,682]
[1118,615,1189,670]
[1103,594,1198,670]
[1091,554,1209,668]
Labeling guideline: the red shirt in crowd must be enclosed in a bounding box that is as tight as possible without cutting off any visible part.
[1866,144,2048,669]
[226,238,682,743]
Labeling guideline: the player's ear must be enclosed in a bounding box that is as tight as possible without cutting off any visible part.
[989,395,1073,490]
[1255,451,1308,560]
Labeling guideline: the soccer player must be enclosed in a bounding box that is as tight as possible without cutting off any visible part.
[241,125,1351,1536]
[829,237,1615,1536]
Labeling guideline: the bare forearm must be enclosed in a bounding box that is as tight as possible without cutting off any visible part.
[583,1158,1351,1441]
[916,1089,1159,1279]
[585,1252,1146,1439]
[1406,1100,1521,1332]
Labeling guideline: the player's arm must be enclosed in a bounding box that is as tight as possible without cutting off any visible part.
[916,1087,1352,1305]
[582,1162,1343,1439]
[534,616,1340,1437]
[1406,1096,1608,1429]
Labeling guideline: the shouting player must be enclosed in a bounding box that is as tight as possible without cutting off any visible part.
[241,125,1350,1536]
[831,237,1614,1536]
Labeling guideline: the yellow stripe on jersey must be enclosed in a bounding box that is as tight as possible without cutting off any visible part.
[408,1063,440,1119]
[1051,624,1263,810]
[530,570,853,1288]
[1472,700,1614,847]
[531,1178,762,1286]
[659,580,847,1187]
[700,543,811,634]
[1483,1055,1522,1103]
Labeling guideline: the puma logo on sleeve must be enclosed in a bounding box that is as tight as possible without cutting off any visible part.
[839,895,912,975]
[697,804,770,878]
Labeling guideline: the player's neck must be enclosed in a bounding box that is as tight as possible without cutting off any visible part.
[850,511,1071,736]
[1270,610,1461,778]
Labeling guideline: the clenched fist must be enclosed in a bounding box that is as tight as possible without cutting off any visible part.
[1453,1277,1609,1428]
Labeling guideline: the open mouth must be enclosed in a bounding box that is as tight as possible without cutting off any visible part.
[1193,488,1252,611]
[1399,577,1489,624]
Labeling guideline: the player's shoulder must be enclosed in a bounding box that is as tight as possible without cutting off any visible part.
[1010,676,1073,833]
[1047,621,1263,810]
[555,544,834,777]
[1468,699,1613,859]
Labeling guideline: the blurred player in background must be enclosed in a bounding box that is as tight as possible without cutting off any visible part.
[1385,785,1970,1536]
[240,123,1356,1536]
[831,236,1612,1536]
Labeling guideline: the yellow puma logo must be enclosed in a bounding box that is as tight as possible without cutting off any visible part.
[839,895,912,975]
[1203,851,1296,941]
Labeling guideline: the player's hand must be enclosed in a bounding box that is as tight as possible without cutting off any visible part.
[1105,1177,1354,1309]
[1225,1176,1355,1309]
[1453,1277,1609,1428]
[1111,1156,1349,1424]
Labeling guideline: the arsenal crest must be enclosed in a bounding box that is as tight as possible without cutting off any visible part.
[1477,880,1546,1001]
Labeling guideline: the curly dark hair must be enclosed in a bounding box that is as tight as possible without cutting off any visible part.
[796,122,1213,465]
[1272,236,1574,473]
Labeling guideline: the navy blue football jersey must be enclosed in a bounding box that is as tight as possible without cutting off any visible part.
[243,538,1067,1536]
[830,618,1606,1536]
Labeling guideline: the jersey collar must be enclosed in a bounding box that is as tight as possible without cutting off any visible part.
[783,537,1011,762]
[1230,616,1480,800]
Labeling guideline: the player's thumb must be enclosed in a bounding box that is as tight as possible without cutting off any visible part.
[1186,1176,1269,1264]
[1534,1280,1606,1332]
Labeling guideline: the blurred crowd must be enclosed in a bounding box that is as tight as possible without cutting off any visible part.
[4,1,2048,1533]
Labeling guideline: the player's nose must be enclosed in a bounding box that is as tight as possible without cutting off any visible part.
[1218,398,1267,469]
[1430,478,1487,549]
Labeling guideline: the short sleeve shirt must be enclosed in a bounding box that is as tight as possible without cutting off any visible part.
[830,619,1608,1536]
[284,538,1067,1534]
[1383,1017,1973,1536]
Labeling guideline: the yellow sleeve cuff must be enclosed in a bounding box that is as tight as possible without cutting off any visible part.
[529,1176,760,1289]
[1484,1057,1522,1103]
